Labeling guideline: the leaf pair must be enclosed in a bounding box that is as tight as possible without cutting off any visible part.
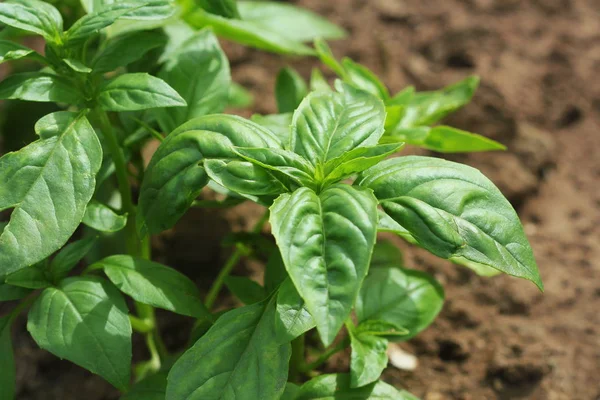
[314,39,505,153]
[23,254,208,390]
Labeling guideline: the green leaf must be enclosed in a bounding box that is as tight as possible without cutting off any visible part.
[310,68,331,92]
[237,1,346,43]
[397,76,479,128]
[27,276,132,389]
[314,38,345,77]
[92,30,167,74]
[386,86,414,106]
[83,200,128,232]
[138,114,281,235]
[355,320,409,337]
[89,255,210,318]
[234,147,316,189]
[48,237,96,282]
[65,2,143,43]
[66,1,175,44]
[0,112,102,276]
[291,83,386,168]
[297,374,418,400]
[0,315,16,400]
[98,73,186,112]
[383,125,505,153]
[376,210,417,245]
[0,282,32,301]
[356,156,543,289]
[197,0,240,18]
[274,278,314,343]
[121,371,167,400]
[166,299,290,400]
[370,240,404,269]
[321,143,403,186]
[5,262,51,289]
[0,72,82,104]
[282,382,301,400]
[156,28,231,133]
[275,66,308,114]
[0,0,62,42]
[349,328,389,388]
[184,8,315,55]
[356,267,444,340]
[204,159,285,197]
[250,112,292,146]
[63,58,92,73]
[0,39,34,64]
[228,82,253,108]
[270,184,378,346]
[341,58,389,100]
[264,249,287,294]
[224,275,266,305]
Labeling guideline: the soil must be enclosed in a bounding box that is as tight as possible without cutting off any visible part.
[4,0,600,399]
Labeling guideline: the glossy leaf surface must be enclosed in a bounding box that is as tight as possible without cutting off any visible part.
[356,267,444,340]
[83,200,127,232]
[0,73,81,104]
[138,115,280,235]
[356,156,543,288]
[270,184,378,346]
[0,0,62,41]
[291,84,386,167]
[0,112,102,275]
[98,73,186,112]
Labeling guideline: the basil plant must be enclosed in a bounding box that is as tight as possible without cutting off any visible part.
[0,0,541,399]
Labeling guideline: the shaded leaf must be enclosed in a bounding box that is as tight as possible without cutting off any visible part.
[0,283,32,301]
[349,329,388,388]
[274,278,314,343]
[224,275,267,305]
[92,30,167,74]
[0,315,16,400]
[156,28,230,133]
[0,39,34,64]
[27,276,132,389]
[275,66,307,114]
[5,262,50,289]
[166,299,290,400]
[48,237,96,282]
[197,0,240,18]
[89,255,210,318]
[121,371,167,400]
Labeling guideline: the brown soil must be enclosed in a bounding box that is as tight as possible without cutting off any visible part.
[6,0,600,399]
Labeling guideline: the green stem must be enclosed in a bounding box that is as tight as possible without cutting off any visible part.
[204,210,269,310]
[129,315,153,333]
[94,108,139,256]
[298,337,350,373]
[94,108,164,377]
